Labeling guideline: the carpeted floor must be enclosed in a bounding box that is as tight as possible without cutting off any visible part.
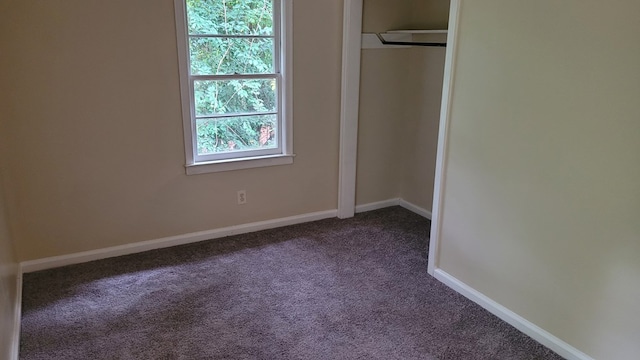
[20,207,563,359]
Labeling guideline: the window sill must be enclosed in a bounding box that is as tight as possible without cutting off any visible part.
[185,154,295,175]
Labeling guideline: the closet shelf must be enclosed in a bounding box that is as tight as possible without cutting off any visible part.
[362,30,447,49]
[386,29,448,34]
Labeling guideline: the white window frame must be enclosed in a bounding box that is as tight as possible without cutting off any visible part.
[174,0,294,175]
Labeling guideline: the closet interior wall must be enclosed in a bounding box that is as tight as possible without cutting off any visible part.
[356,0,450,212]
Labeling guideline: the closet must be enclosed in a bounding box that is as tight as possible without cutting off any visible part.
[341,0,451,217]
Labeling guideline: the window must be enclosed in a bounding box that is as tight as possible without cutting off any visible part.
[174,0,293,174]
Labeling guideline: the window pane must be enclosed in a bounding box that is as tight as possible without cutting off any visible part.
[186,0,273,36]
[194,79,277,116]
[189,37,274,75]
[196,114,278,155]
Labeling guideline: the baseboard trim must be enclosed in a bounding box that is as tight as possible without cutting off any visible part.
[398,199,432,219]
[21,209,337,273]
[356,198,432,220]
[11,271,22,360]
[19,201,431,274]
[433,269,594,360]
[355,199,400,213]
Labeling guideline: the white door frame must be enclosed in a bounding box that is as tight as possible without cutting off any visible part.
[337,0,461,275]
[337,0,363,219]
[426,0,461,275]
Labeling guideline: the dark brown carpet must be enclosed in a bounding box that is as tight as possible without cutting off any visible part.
[20,207,563,359]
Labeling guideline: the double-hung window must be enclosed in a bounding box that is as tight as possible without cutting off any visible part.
[174,0,293,174]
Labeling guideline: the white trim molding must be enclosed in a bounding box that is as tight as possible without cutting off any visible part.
[361,33,411,49]
[337,0,363,219]
[398,199,432,219]
[10,272,22,360]
[21,210,337,273]
[355,198,432,220]
[19,200,434,273]
[428,0,461,276]
[355,199,400,213]
[434,269,595,360]
[185,154,294,175]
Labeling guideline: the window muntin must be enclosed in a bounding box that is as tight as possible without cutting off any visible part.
[177,0,287,165]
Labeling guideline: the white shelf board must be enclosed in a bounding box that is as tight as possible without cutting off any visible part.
[361,30,447,49]
[361,33,411,49]
[386,29,448,34]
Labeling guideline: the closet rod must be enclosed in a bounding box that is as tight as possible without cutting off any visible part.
[375,33,446,47]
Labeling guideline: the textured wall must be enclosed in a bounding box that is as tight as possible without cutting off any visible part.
[438,1,640,358]
[0,0,343,260]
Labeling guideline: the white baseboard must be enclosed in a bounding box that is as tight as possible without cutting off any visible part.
[11,271,22,360]
[356,198,432,220]
[398,199,432,219]
[433,269,594,360]
[355,198,400,213]
[21,209,337,273]
[19,200,431,274]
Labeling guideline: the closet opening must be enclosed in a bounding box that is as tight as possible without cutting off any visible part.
[338,0,459,274]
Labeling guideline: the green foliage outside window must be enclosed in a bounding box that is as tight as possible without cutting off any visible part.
[186,0,277,155]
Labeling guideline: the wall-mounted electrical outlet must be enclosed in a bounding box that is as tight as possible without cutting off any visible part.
[237,190,247,205]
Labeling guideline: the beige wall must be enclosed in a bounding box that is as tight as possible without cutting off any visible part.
[356,50,408,204]
[438,1,640,359]
[0,0,343,261]
[399,46,445,210]
[409,0,450,30]
[398,0,448,210]
[357,0,447,209]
